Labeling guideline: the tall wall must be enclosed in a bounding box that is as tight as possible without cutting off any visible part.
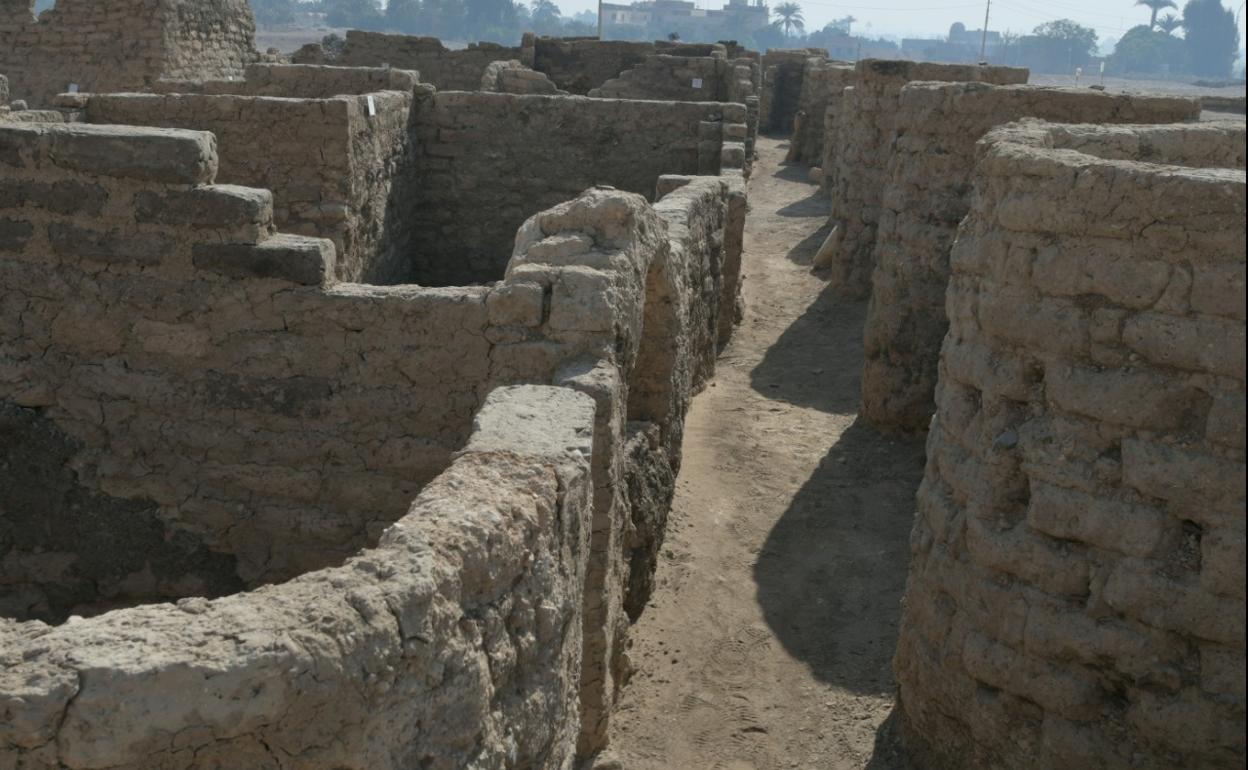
[825,59,1028,298]
[0,0,256,107]
[335,30,534,90]
[407,89,747,285]
[2,118,748,763]
[77,84,416,284]
[759,49,822,132]
[861,84,1201,434]
[0,121,493,617]
[894,120,1246,769]
[789,59,851,166]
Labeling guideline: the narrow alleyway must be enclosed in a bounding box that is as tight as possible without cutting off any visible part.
[599,136,928,770]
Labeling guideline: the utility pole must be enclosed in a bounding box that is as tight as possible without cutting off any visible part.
[979,0,991,63]
[598,0,604,39]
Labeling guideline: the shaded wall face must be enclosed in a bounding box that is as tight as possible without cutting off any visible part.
[893,121,1246,770]
[534,38,657,94]
[336,30,531,90]
[861,84,1202,435]
[0,121,493,621]
[406,91,737,286]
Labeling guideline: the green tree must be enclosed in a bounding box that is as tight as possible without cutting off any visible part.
[1108,23,1187,72]
[1025,19,1099,72]
[1136,0,1178,28]
[252,0,297,25]
[772,2,805,37]
[385,0,421,31]
[1182,0,1240,77]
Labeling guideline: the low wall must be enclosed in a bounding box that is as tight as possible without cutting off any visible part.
[0,0,256,107]
[825,59,1028,298]
[407,89,747,285]
[77,86,415,284]
[861,83,1201,434]
[893,120,1246,769]
[790,59,851,166]
[334,30,534,90]
[0,121,493,615]
[154,62,421,98]
[589,52,730,102]
[1,118,747,763]
[0,384,597,770]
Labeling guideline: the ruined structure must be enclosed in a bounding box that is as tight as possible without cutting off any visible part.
[824,59,1028,297]
[894,120,1246,769]
[58,64,419,284]
[0,55,747,760]
[787,58,851,167]
[589,47,756,105]
[758,48,823,133]
[0,0,258,107]
[861,84,1201,434]
[480,59,565,94]
[327,31,536,91]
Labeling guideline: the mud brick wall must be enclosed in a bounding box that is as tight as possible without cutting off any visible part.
[790,59,851,166]
[79,89,416,284]
[826,59,1028,298]
[759,49,822,132]
[0,0,256,107]
[336,30,534,90]
[154,62,421,98]
[1,385,598,770]
[407,90,744,285]
[893,120,1246,770]
[0,121,497,617]
[590,53,729,101]
[534,37,658,94]
[862,84,1200,434]
[2,114,746,761]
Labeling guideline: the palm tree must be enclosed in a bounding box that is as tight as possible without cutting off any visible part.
[1135,0,1177,28]
[772,2,805,37]
[1156,12,1183,33]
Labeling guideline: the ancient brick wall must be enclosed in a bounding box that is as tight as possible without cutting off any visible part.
[862,84,1201,434]
[533,37,657,94]
[759,49,822,132]
[1,384,598,770]
[789,59,851,166]
[0,121,495,616]
[153,62,421,98]
[407,89,746,285]
[894,120,1246,769]
[335,30,534,91]
[825,59,1028,298]
[590,53,730,101]
[2,118,747,763]
[0,0,256,107]
[479,59,564,93]
[78,85,416,284]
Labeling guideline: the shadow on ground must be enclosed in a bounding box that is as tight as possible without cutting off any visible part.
[752,417,926,696]
[749,282,866,414]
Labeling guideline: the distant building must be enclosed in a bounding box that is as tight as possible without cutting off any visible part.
[601,0,772,37]
[901,22,1003,63]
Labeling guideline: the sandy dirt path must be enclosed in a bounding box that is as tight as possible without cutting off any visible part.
[595,136,927,770]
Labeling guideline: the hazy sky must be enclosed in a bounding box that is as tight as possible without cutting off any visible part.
[559,0,1247,44]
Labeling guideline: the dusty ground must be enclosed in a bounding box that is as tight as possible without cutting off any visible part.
[596,137,927,769]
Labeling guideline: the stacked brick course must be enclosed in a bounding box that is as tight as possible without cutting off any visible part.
[861,83,1200,434]
[825,59,1028,298]
[894,120,1246,769]
[0,0,256,107]
[788,58,851,167]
